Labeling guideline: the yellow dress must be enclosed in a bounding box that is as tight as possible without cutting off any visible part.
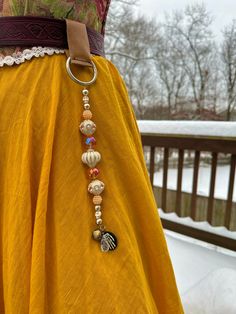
[0,53,184,313]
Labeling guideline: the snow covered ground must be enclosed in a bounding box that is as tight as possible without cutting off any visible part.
[164,229,236,314]
[154,166,236,313]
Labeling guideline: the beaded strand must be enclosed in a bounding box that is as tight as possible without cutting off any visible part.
[79,87,118,252]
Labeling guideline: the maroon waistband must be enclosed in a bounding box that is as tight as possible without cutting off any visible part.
[0,16,105,57]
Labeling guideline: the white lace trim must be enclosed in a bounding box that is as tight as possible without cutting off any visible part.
[0,46,66,67]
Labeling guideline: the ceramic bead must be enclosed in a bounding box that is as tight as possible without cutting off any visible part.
[88,179,105,195]
[81,149,101,168]
[79,119,96,136]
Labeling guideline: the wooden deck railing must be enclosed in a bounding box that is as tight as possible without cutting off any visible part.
[138,121,236,251]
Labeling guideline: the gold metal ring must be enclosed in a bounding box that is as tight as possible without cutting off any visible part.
[66,57,97,86]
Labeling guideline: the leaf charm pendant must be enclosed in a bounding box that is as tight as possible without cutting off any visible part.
[100,231,118,252]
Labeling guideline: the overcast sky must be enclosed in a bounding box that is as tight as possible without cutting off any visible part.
[136,0,236,41]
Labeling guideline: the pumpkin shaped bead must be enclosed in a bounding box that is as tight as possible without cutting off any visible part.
[81,149,101,168]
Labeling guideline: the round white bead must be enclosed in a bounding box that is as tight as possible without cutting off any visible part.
[84,104,90,110]
[82,89,89,96]
[95,211,102,218]
[96,218,103,225]
[95,205,101,211]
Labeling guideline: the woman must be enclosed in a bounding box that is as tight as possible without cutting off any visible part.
[0,1,184,313]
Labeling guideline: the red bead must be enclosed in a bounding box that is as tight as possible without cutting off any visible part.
[88,168,100,179]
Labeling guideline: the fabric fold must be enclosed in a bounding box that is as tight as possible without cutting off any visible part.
[0,53,184,313]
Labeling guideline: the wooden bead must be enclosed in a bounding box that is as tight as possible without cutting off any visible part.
[93,195,102,205]
[82,110,92,120]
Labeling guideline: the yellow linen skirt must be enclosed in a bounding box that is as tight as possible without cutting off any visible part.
[0,53,184,313]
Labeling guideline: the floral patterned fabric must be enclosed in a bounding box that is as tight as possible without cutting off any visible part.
[0,0,111,61]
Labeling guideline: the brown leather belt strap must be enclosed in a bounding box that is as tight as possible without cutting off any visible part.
[0,16,105,57]
[65,19,92,67]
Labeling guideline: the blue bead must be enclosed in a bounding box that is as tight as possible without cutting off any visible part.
[86,138,91,145]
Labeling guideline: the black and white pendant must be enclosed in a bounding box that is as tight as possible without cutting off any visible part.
[100,231,118,252]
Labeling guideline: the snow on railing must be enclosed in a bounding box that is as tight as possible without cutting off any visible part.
[158,209,236,240]
[137,120,236,138]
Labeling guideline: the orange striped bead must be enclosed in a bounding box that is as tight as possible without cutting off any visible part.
[93,195,102,205]
[82,110,92,120]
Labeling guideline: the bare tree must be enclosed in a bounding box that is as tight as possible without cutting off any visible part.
[221,20,236,121]
[104,1,235,121]
[153,22,188,118]
[105,1,160,117]
[206,46,222,114]
[105,0,139,56]
[165,4,214,114]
